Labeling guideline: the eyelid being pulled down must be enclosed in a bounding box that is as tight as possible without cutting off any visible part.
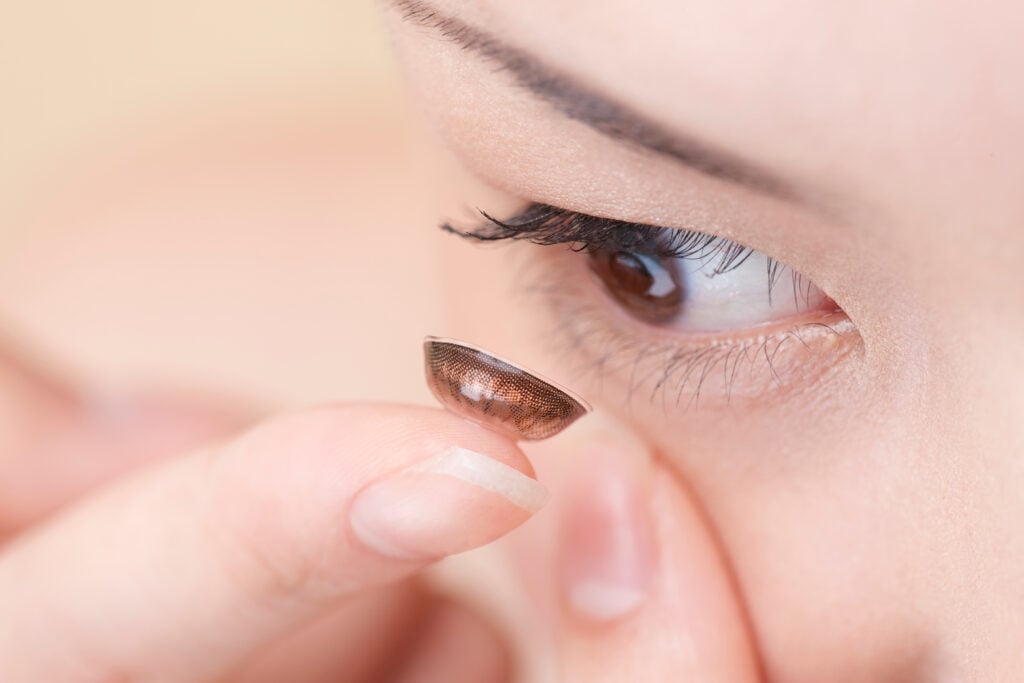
[441,203,858,407]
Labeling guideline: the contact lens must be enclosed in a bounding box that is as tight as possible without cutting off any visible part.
[424,337,590,441]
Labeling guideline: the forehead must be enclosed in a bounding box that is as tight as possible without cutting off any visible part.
[456,0,1022,217]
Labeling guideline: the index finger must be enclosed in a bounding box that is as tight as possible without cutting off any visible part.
[0,404,547,682]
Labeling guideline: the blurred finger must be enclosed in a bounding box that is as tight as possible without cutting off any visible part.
[383,597,512,683]
[0,330,246,534]
[223,581,428,683]
[227,585,511,683]
[0,404,546,682]
[0,333,81,529]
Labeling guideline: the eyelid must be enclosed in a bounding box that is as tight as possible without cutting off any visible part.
[392,0,806,203]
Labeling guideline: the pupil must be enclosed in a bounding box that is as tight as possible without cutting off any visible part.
[589,249,684,325]
[607,252,655,293]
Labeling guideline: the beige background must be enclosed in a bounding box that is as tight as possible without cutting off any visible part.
[0,0,444,406]
[0,10,544,679]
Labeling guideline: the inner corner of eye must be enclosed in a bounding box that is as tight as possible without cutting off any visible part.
[584,240,839,333]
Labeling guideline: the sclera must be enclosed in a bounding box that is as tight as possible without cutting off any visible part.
[423,337,591,441]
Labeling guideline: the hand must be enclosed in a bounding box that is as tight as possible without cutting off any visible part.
[0,334,540,682]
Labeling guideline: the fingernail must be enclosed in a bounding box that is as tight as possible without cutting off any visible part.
[349,446,549,560]
[559,454,656,622]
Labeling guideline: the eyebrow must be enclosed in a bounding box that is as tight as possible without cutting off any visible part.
[390,0,801,202]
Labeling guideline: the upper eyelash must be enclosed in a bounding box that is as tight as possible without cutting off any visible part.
[441,203,787,286]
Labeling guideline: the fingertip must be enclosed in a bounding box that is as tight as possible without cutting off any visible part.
[0,402,547,682]
[347,445,548,561]
[206,403,544,598]
[222,403,532,478]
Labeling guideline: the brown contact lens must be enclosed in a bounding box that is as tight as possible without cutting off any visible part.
[424,337,591,441]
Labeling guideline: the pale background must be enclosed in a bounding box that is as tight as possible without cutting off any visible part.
[0,7,547,679]
[0,0,442,406]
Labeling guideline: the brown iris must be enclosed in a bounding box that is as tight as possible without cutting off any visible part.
[588,249,685,325]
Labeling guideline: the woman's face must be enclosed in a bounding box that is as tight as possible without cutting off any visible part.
[385,1,1024,680]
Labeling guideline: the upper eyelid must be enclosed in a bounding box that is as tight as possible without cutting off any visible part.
[389,0,813,206]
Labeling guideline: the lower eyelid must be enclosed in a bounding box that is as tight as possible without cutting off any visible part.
[519,244,861,408]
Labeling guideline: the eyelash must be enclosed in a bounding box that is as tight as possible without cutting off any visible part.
[441,202,797,295]
[441,203,848,407]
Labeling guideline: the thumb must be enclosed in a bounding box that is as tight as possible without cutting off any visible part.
[0,404,547,682]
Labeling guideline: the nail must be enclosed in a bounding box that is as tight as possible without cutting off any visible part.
[349,446,549,560]
[559,454,656,622]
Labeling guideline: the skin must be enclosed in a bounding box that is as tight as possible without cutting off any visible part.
[0,0,1019,681]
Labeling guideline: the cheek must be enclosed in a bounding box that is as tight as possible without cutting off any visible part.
[429,184,1017,680]
[645,401,1005,683]
[704,450,933,681]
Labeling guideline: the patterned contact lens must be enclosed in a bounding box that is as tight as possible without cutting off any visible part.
[423,337,590,441]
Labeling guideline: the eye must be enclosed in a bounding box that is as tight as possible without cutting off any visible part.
[440,202,856,404]
[443,203,838,335]
[585,242,834,332]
